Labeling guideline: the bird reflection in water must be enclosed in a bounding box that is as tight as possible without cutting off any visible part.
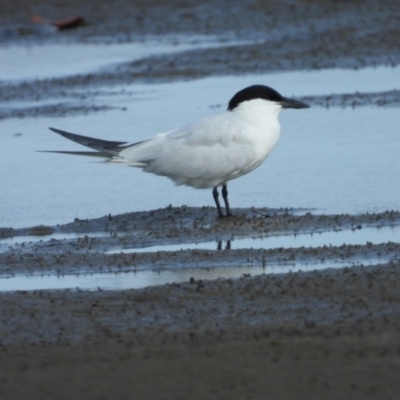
[217,240,231,250]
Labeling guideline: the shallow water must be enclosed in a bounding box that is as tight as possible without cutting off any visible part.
[0,257,385,293]
[0,37,229,81]
[1,84,400,227]
[1,41,400,230]
[1,224,398,255]
[107,225,399,253]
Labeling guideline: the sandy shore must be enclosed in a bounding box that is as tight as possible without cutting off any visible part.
[1,0,400,399]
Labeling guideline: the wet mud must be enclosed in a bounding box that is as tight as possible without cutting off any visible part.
[1,207,400,277]
[1,0,400,399]
[1,207,400,398]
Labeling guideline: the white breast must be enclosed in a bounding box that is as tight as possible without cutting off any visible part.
[118,98,282,189]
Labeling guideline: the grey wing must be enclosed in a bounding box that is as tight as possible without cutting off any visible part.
[49,127,130,156]
[41,127,147,158]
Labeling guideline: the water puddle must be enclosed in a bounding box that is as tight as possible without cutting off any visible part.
[107,226,399,254]
[1,225,398,254]
[0,37,231,81]
[0,258,385,293]
[0,225,397,292]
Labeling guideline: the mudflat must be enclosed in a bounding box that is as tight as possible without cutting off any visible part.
[1,208,400,399]
[1,1,400,399]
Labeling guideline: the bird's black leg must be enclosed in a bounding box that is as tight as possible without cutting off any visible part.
[213,186,224,218]
[222,184,233,217]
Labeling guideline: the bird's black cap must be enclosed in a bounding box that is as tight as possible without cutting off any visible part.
[228,85,309,111]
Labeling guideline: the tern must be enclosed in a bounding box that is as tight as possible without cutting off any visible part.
[45,85,309,217]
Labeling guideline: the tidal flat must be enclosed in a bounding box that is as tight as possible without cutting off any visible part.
[1,1,400,398]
